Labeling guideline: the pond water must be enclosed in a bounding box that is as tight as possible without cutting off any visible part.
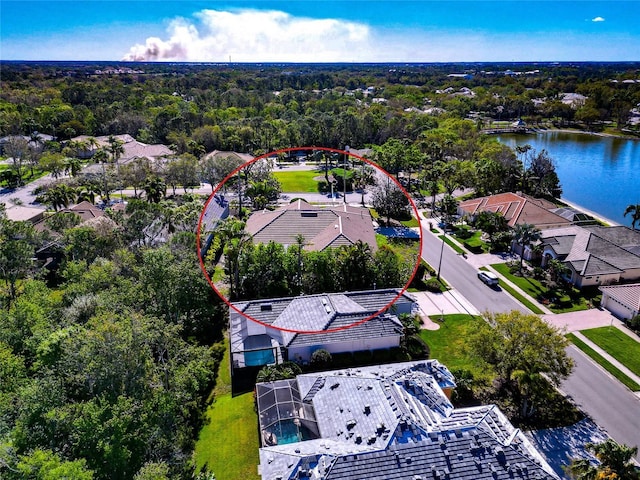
[496,131,640,227]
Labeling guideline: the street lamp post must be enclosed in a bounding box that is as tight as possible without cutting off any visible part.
[436,231,445,281]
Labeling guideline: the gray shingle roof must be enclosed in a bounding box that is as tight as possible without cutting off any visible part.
[257,361,558,480]
[542,225,640,276]
[230,290,415,364]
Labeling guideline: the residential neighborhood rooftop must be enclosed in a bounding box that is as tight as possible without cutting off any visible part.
[458,192,572,230]
[257,361,558,480]
[230,289,415,368]
[245,200,377,251]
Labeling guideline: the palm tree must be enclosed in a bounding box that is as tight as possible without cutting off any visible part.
[512,223,542,273]
[143,176,166,204]
[107,136,125,197]
[547,258,571,284]
[215,218,252,299]
[354,164,375,206]
[75,186,97,204]
[107,135,125,164]
[43,184,75,211]
[93,147,110,203]
[64,157,83,177]
[624,203,640,230]
[566,439,639,480]
[245,179,278,210]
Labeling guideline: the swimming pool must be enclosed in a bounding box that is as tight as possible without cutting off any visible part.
[268,419,315,445]
[245,348,275,367]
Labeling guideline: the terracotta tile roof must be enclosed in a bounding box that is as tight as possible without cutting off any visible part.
[459,192,570,230]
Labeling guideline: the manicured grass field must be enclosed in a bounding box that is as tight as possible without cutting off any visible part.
[491,263,597,313]
[480,267,545,314]
[375,234,421,276]
[580,326,640,377]
[419,314,492,380]
[272,170,324,193]
[439,234,465,255]
[193,339,260,480]
[400,217,420,227]
[567,333,640,391]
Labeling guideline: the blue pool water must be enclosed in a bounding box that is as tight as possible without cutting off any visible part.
[245,349,275,367]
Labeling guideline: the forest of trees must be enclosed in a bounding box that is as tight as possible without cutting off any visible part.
[1,196,226,478]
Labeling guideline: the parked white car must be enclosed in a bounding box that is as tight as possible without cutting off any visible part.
[477,271,499,287]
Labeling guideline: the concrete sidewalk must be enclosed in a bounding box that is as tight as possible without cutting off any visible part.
[571,330,640,391]
[411,289,480,330]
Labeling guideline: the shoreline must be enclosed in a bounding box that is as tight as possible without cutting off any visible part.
[559,197,621,227]
[529,127,640,142]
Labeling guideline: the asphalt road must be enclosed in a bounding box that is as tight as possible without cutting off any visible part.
[420,225,528,315]
[562,346,640,460]
[419,224,640,459]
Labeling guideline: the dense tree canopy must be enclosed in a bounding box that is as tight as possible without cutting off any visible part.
[470,311,573,419]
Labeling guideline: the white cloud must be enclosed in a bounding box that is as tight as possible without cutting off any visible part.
[122,9,372,62]
[120,9,638,63]
[592,16,605,22]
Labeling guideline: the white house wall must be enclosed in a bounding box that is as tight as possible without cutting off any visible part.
[620,267,640,283]
[578,273,621,288]
[602,293,639,321]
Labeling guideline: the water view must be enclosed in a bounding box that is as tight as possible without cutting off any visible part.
[497,131,640,227]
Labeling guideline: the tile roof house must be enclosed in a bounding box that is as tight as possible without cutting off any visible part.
[32,201,106,234]
[229,289,416,370]
[74,134,174,171]
[245,200,377,251]
[540,225,640,288]
[202,149,254,164]
[458,192,572,231]
[600,283,640,320]
[256,361,558,480]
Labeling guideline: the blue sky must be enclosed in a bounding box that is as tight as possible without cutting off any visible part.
[1,1,639,62]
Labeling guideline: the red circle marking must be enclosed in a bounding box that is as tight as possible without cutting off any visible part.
[196,146,423,334]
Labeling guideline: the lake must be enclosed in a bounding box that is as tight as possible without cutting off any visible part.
[496,131,640,227]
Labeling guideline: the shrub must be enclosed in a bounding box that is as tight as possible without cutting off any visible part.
[532,266,545,280]
[404,335,430,359]
[463,241,483,254]
[310,348,332,366]
[425,278,442,292]
[454,227,473,240]
[628,314,640,333]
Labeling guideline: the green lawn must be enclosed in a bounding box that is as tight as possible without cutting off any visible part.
[419,314,491,380]
[567,333,640,391]
[272,170,324,193]
[439,235,465,255]
[480,267,545,314]
[491,263,597,313]
[400,217,420,227]
[193,339,260,480]
[580,326,640,378]
[451,228,488,254]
